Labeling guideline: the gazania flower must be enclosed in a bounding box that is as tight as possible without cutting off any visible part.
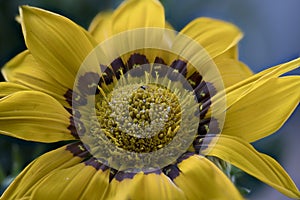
[1,0,300,199]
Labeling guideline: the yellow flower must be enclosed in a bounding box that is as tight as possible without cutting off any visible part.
[1,0,300,199]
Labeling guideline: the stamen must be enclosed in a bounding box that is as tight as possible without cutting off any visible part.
[94,83,181,153]
[71,28,226,172]
[73,56,210,171]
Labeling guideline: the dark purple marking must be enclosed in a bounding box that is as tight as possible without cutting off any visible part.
[65,107,82,124]
[67,117,79,139]
[162,164,180,180]
[193,82,217,118]
[199,118,211,126]
[169,60,187,77]
[193,117,220,153]
[176,152,195,164]
[111,57,125,79]
[166,60,187,81]
[127,53,149,77]
[64,89,73,106]
[187,71,203,89]
[127,53,149,68]
[198,118,210,136]
[72,110,82,119]
[207,117,220,135]
[77,72,100,95]
[198,118,211,127]
[153,57,166,65]
[198,118,220,136]
[200,102,211,119]
[68,116,86,137]
[204,82,217,97]
[73,91,87,107]
[85,157,109,171]
[195,82,216,102]
[193,81,207,103]
[114,171,137,182]
[193,135,204,153]
[99,64,114,85]
[64,107,72,115]
[200,99,212,110]
[66,142,90,158]
[109,168,118,182]
[64,89,87,108]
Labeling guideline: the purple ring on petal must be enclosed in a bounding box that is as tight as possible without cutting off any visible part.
[72,27,226,172]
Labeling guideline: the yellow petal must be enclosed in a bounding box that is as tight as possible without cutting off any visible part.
[32,162,109,200]
[214,57,253,88]
[174,155,243,200]
[112,0,165,34]
[223,76,300,142]
[225,57,300,95]
[80,159,110,200]
[216,45,239,60]
[88,10,174,44]
[0,82,29,98]
[178,17,243,59]
[1,143,87,199]
[105,172,186,200]
[19,6,96,81]
[88,11,113,43]
[204,135,300,199]
[0,91,75,142]
[2,50,72,108]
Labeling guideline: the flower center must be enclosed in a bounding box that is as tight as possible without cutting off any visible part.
[70,28,227,172]
[95,83,181,153]
[74,63,202,171]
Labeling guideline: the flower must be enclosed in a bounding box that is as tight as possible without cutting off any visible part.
[1,0,300,199]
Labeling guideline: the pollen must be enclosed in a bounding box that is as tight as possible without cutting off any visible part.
[94,83,181,153]
[75,60,204,171]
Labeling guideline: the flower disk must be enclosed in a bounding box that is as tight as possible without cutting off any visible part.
[95,83,182,153]
[70,28,225,172]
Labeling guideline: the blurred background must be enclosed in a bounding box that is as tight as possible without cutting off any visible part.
[0,0,299,199]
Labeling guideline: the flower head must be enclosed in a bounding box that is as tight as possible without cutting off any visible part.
[1,0,300,199]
